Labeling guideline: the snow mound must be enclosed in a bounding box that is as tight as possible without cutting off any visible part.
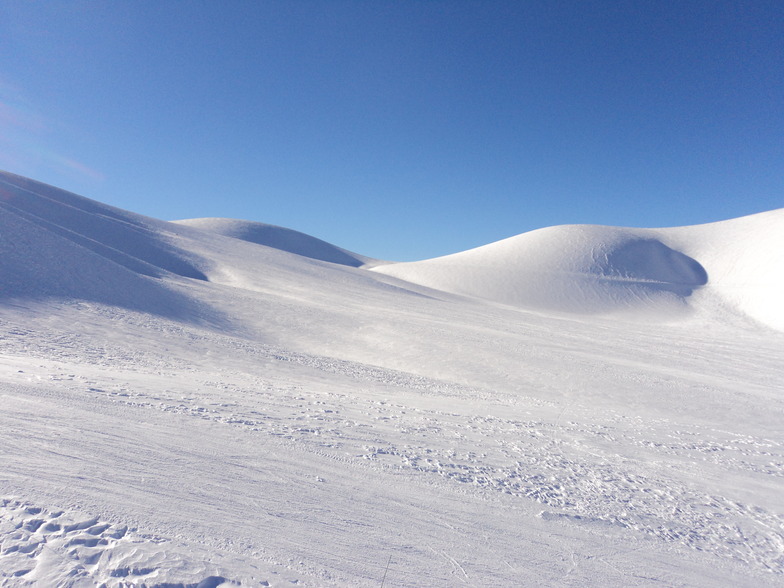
[662,208,784,331]
[2,169,781,330]
[372,225,707,316]
[372,212,784,330]
[0,172,206,281]
[0,171,208,318]
[173,217,372,267]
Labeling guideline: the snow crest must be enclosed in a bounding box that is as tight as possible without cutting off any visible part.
[0,172,208,319]
[173,217,372,267]
[372,225,708,316]
[371,212,784,330]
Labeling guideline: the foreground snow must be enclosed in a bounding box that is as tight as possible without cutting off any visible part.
[1,171,782,586]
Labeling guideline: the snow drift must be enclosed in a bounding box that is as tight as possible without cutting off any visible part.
[2,169,782,330]
[173,217,372,267]
[3,169,783,330]
[0,172,207,318]
[373,225,708,316]
[371,211,784,330]
[662,209,784,331]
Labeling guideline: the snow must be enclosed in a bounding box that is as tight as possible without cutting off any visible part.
[661,209,784,331]
[371,213,784,330]
[1,170,783,587]
[172,217,375,268]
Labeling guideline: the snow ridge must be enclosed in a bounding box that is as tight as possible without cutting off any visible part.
[371,212,784,329]
[173,217,373,267]
[3,169,782,329]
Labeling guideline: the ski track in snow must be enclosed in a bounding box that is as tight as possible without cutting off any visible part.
[2,306,783,586]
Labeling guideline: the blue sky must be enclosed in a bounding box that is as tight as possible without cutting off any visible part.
[2,1,782,260]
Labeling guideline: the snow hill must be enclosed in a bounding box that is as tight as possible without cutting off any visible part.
[0,172,212,320]
[0,171,377,327]
[2,169,781,330]
[372,213,784,330]
[172,217,374,268]
[1,169,783,587]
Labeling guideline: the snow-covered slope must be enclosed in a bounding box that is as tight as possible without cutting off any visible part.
[173,217,374,267]
[0,172,215,320]
[1,170,783,587]
[662,209,784,331]
[0,172,381,325]
[371,211,784,330]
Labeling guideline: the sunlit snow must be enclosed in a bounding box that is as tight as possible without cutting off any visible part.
[1,170,782,587]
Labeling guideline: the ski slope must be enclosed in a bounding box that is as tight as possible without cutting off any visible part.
[1,170,783,587]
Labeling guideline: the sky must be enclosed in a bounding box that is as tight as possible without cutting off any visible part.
[1,1,782,261]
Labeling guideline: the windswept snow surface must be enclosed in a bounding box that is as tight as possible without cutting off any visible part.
[1,170,783,587]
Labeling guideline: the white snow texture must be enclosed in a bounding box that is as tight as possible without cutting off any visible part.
[0,170,783,587]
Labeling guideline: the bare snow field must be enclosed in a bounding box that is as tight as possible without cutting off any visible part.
[1,170,783,587]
